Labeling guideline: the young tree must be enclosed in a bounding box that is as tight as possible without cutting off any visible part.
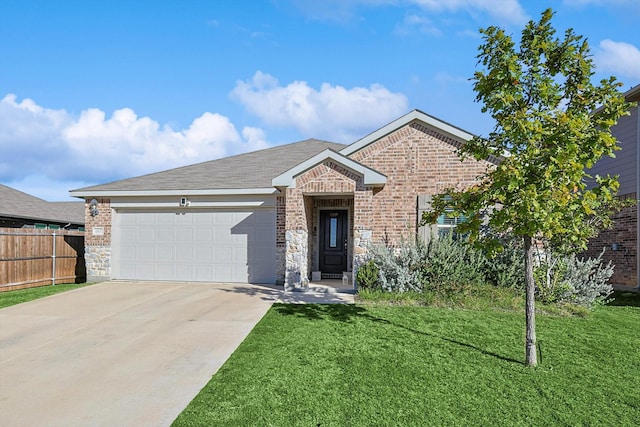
[423,9,632,366]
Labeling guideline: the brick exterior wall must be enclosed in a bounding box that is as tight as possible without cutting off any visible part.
[84,199,112,246]
[275,195,286,283]
[278,120,493,286]
[584,197,638,287]
[84,198,112,281]
[348,121,492,246]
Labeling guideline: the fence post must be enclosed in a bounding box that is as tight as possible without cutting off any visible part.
[52,231,57,285]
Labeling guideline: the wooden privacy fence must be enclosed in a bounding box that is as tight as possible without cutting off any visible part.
[0,228,86,292]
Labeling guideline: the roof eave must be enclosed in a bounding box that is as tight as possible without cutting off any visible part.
[69,187,280,198]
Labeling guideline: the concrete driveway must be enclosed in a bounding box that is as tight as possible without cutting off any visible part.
[0,280,281,427]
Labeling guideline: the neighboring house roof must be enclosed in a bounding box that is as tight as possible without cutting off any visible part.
[71,139,345,197]
[0,184,84,225]
[624,84,640,102]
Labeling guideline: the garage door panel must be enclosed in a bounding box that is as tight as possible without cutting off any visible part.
[195,229,213,242]
[176,247,193,262]
[194,247,212,262]
[214,246,233,262]
[114,209,275,283]
[156,246,174,261]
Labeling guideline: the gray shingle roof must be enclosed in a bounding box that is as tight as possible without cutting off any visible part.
[0,185,85,225]
[72,139,345,193]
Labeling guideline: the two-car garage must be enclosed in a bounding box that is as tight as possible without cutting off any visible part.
[111,208,276,284]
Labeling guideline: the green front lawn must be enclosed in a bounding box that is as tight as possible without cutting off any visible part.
[0,283,93,309]
[174,296,639,426]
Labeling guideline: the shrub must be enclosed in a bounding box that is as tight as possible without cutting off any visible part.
[534,247,614,307]
[534,257,570,304]
[369,241,426,293]
[366,235,488,293]
[355,260,380,290]
[422,233,486,291]
[560,252,614,307]
[484,237,525,290]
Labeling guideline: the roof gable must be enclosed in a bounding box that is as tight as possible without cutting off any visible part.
[340,109,475,157]
[272,149,386,188]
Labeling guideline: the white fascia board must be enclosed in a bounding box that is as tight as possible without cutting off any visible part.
[340,110,474,156]
[271,149,386,188]
[69,187,279,198]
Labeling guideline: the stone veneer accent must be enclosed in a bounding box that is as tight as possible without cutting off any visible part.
[584,196,638,287]
[285,229,308,290]
[353,228,372,274]
[83,198,112,281]
[85,246,111,281]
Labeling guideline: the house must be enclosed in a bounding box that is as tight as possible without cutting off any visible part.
[0,184,84,230]
[584,84,640,289]
[69,110,494,287]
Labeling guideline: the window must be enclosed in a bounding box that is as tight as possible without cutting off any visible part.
[329,217,338,247]
[436,208,466,239]
[417,194,469,242]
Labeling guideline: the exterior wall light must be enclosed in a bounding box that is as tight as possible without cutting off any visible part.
[90,199,99,217]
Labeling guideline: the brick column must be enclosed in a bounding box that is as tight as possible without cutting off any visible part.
[84,198,112,282]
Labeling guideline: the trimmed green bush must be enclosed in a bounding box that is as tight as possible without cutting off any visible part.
[355,260,380,290]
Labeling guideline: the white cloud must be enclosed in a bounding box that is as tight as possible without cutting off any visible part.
[231,71,408,142]
[0,94,269,197]
[288,0,395,23]
[394,13,442,36]
[289,0,528,25]
[410,0,528,25]
[595,39,640,81]
[563,0,637,6]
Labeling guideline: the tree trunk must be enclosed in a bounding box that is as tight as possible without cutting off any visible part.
[524,235,537,366]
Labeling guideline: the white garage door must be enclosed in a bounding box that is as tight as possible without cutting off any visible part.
[112,209,275,283]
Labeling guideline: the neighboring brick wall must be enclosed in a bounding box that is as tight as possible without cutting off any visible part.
[348,120,492,246]
[584,198,637,287]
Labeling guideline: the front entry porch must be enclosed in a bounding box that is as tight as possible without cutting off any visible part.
[285,196,354,291]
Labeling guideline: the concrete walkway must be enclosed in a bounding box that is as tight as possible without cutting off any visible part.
[0,280,354,427]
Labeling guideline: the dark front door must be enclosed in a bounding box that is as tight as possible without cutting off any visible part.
[319,210,348,275]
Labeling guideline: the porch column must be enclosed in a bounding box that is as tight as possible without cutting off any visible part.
[283,190,311,291]
[352,189,374,286]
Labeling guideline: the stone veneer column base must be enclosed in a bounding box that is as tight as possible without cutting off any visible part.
[85,245,111,282]
[352,229,372,289]
[285,229,309,291]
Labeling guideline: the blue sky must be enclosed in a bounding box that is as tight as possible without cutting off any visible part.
[1,0,639,201]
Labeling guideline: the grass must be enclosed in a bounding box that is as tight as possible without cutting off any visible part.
[173,291,640,426]
[0,282,93,309]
